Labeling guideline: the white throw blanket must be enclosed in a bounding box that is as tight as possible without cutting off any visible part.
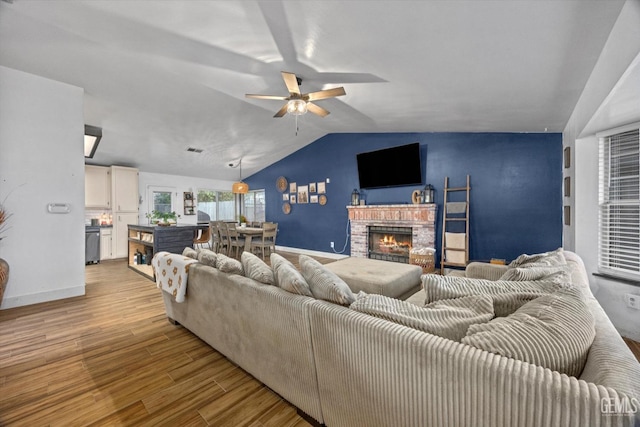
[152,251,198,303]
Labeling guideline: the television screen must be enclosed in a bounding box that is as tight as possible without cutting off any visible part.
[357,142,423,189]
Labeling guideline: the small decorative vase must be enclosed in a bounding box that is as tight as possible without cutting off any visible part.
[0,258,9,304]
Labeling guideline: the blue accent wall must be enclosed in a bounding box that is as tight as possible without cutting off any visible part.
[246,132,562,263]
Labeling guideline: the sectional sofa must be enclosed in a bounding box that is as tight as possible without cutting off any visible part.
[157,250,640,427]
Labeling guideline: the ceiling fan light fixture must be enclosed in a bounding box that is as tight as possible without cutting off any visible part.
[286,99,308,116]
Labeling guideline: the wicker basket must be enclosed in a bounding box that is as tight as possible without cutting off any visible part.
[410,251,435,274]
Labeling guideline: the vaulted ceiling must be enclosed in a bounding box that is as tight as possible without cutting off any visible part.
[0,0,626,180]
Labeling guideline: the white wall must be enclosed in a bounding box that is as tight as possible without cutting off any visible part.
[137,172,235,225]
[0,66,85,309]
[563,1,640,340]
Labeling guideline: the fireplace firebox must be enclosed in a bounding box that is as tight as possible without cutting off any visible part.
[368,226,412,263]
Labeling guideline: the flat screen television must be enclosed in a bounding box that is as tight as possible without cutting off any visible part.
[357,142,423,189]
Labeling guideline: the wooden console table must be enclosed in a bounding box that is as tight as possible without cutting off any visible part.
[127,224,205,280]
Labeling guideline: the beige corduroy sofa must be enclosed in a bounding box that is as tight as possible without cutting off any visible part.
[160,251,640,427]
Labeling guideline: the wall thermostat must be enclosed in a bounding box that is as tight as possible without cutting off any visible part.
[47,203,71,214]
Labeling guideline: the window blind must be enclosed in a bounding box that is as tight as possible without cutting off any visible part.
[599,128,640,279]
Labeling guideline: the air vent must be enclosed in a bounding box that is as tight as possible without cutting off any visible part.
[186,147,203,153]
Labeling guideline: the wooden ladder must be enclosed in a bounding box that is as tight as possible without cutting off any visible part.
[440,175,471,275]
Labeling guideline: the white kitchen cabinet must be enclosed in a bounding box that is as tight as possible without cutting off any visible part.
[114,212,138,258]
[85,165,111,208]
[111,166,139,212]
[100,227,113,260]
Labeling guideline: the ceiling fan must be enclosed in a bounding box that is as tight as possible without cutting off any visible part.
[245,71,346,118]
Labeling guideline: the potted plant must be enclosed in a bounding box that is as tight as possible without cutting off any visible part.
[238,214,247,227]
[150,210,179,226]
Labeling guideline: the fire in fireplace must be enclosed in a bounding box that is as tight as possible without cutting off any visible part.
[368,226,412,263]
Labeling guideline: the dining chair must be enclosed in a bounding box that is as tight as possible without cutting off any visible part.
[227,223,246,258]
[217,222,231,256]
[193,226,211,250]
[251,222,277,260]
[210,221,221,253]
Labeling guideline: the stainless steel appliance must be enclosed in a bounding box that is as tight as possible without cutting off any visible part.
[85,226,101,264]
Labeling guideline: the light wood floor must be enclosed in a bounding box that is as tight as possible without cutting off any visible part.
[1,253,639,426]
[0,252,332,426]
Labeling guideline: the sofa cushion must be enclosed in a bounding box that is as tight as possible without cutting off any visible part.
[423,274,566,317]
[182,247,198,259]
[404,289,426,307]
[351,293,494,341]
[241,251,275,285]
[508,247,566,268]
[462,286,595,378]
[271,253,313,297]
[299,255,355,305]
[196,249,217,268]
[216,253,244,275]
[499,265,570,282]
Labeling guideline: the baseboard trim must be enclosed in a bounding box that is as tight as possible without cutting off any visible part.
[0,285,85,309]
[296,408,325,427]
[275,246,349,260]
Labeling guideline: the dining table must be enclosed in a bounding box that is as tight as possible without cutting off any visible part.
[236,226,264,252]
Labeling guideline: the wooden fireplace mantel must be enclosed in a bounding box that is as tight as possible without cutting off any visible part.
[347,204,436,222]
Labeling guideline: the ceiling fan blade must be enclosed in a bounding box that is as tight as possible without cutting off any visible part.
[306,102,330,117]
[246,94,289,100]
[282,71,301,96]
[273,103,289,118]
[306,87,346,101]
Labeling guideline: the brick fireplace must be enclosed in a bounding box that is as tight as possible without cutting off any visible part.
[347,204,437,262]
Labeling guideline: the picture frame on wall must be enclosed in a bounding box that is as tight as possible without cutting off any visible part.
[310,195,318,203]
[291,195,297,204]
[309,182,317,193]
[290,182,297,193]
[298,185,309,203]
[283,193,289,201]
[317,182,326,194]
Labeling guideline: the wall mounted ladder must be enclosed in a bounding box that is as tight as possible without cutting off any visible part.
[440,175,471,275]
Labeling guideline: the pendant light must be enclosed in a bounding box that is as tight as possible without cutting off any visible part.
[231,159,249,194]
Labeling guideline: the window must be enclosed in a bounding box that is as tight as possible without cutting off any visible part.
[153,191,172,213]
[244,190,266,222]
[599,126,640,279]
[196,189,235,222]
[148,186,175,215]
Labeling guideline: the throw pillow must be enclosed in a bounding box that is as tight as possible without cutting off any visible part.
[299,255,355,305]
[462,286,595,378]
[216,253,244,275]
[423,274,567,317]
[351,293,494,342]
[499,266,571,283]
[508,247,566,268]
[182,247,198,259]
[196,249,217,268]
[241,251,275,285]
[270,253,312,297]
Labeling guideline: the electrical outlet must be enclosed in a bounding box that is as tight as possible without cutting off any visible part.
[625,294,640,310]
[330,241,334,248]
